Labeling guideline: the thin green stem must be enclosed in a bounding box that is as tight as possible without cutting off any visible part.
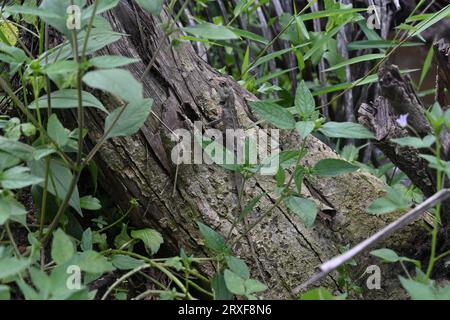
[426,135,443,278]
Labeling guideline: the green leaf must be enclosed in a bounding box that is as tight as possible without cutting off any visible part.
[0,166,43,189]
[244,279,267,294]
[319,122,374,139]
[227,27,268,45]
[212,272,233,300]
[391,135,435,148]
[314,159,359,177]
[75,250,115,274]
[47,114,69,147]
[300,288,338,300]
[0,136,35,160]
[0,193,26,225]
[324,53,385,72]
[0,257,30,278]
[249,101,295,129]
[83,69,143,103]
[81,228,92,252]
[223,269,246,296]
[226,256,250,280]
[367,187,411,215]
[409,5,450,37]
[104,98,153,138]
[111,255,145,270]
[135,0,164,16]
[285,196,317,228]
[371,248,400,262]
[0,285,10,300]
[296,121,315,139]
[183,23,239,40]
[347,40,422,50]
[419,46,434,88]
[29,90,108,114]
[80,195,101,210]
[295,80,315,118]
[131,228,164,255]
[89,55,139,69]
[51,229,75,265]
[197,222,228,254]
[0,151,20,171]
[399,277,435,300]
[30,159,82,215]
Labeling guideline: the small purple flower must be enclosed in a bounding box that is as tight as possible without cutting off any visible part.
[396,114,409,128]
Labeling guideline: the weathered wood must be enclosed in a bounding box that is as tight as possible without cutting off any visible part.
[75,2,430,299]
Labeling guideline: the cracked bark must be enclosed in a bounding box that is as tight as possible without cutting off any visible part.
[72,2,430,299]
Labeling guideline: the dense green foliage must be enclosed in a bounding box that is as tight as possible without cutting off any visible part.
[0,0,449,300]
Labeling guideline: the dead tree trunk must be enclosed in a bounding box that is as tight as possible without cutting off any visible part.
[75,2,429,299]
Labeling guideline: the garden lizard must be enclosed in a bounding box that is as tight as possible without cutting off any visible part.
[218,85,267,283]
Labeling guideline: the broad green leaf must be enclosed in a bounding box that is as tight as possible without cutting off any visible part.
[131,228,164,255]
[0,257,30,278]
[30,159,82,215]
[295,81,315,118]
[38,0,87,36]
[197,222,228,254]
[104,98,153,138]
[111,255,145,270]
[314,159,359,177]
[0,166,43,189]
[135,0,164,16]
[47,114,69,147]
[51,229,75,265]
[0,193,27,225]
[319,122,374,139]
[81,228,93,252]
[391,135,435,148]
[0,285,10,300]
[285,196,317,228]
[244,279,267,294]
[212,272,233,300]
[249,101,295,129]
[371,248,400,262]
[226,256,250,280]
[0,136,35,160]
[399,277,435,300]
[0,151,20,171]
[80,195,101,210]
[75,250,115,274]
[89,55,139,69]
[367,187,411,215]
[83,69,143,103]
[224,269,246,295]
[300,288,342,300]
[184,23,239,40]
[29,90,108,114]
